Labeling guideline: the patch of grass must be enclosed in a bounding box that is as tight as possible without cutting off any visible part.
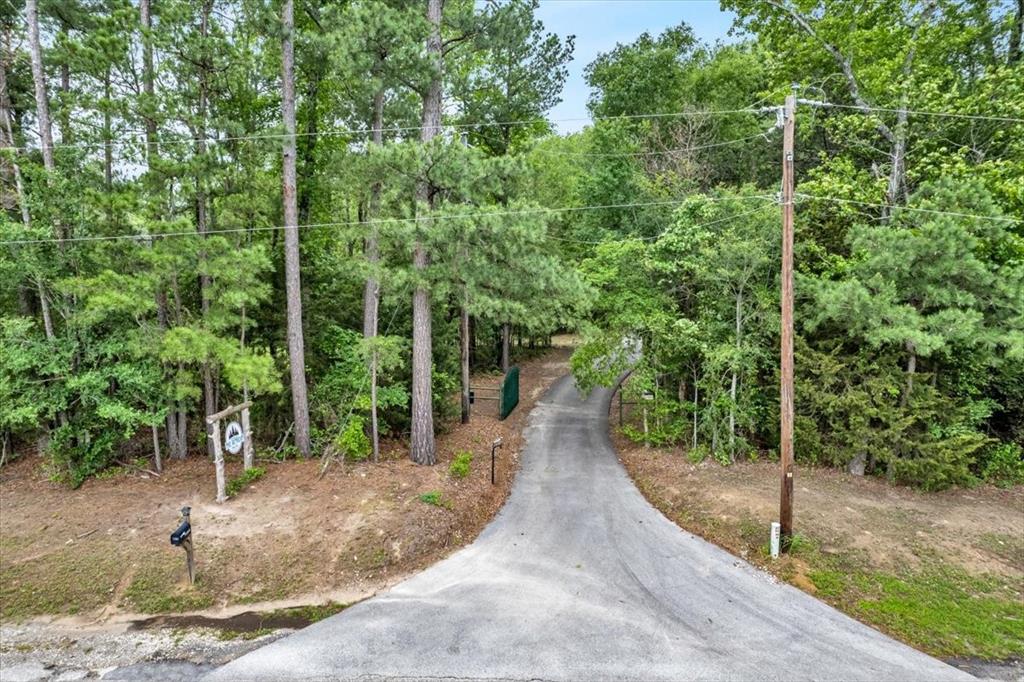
[448,451,472,479]
[417,490,451,508]
[215,627,275,641]
[0,543,124,620]
[121,558,215,614]
[809,565,1023,659]
[226,466,266,498]
[274,601,348,623]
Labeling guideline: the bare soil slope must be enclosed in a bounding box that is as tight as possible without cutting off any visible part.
[0,348,570,623]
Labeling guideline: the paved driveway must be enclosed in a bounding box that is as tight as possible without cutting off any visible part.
[207,375,970,681]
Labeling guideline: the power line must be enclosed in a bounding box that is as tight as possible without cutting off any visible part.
[533,133,771,158]
[1,107,774,154]
[797,100,1024,124]
[794,193,1022,223]
[546,201,777,244]
[0,195,777,246]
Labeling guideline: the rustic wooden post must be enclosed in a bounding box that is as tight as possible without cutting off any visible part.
[210,419,226,503]
[241,405,253,470]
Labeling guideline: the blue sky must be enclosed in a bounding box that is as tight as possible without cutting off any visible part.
[534,0,738,133]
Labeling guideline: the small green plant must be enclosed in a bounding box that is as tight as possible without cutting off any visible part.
[418,490,450,508]
[449,451,472,479]
[226,467,266,497]
[335,415,371,462]
[687,444,709,464]
[981,442,1024,488]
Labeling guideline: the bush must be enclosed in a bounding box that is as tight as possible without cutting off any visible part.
[418,491,450,508]
[226,467,266,497]
[334,415,371,461]
[981,442,1024,488]
[449,451,472,479]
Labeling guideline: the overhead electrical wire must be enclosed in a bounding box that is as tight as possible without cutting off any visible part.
[532,133,771,158]
[794,193,1023,223]
[796,100,1024,124]
[0,195,779,247]
[0,107,774,154]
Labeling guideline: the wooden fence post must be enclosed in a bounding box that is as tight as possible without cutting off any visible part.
[241,405,253,471]
[211,420,226,503]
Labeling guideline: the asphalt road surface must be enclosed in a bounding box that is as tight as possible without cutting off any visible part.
[207,375,972,681]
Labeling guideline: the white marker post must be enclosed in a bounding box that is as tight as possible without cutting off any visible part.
[770,522,781,559]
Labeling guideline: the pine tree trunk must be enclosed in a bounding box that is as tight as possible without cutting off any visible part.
[409,0,443,466]
[460,304,471,424]
[0,65,33,315]
[25,0,60,242]
[282,0,311,458]
[363,80,385,458]
[197,0,216,456]
[692,370,699,451]
[729,290,741,460]
[901,340,917,408]
[103,69,112,190]
[501,322,511,373]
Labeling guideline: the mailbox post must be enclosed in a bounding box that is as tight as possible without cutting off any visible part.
[170,506,195,585]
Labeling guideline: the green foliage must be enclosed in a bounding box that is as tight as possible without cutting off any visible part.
[448,451,473,479]
[335,416,371,463]
[981,443,1024,488]
[417,490,449,508]
[226,467,266,498]
[810,567,1024,660]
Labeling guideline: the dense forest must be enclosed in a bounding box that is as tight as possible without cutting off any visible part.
[1,0,1021,491]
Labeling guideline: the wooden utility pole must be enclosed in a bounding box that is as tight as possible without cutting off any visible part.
[779,94,796,548]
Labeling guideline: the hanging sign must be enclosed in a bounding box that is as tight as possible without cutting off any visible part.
[224,421,245,455]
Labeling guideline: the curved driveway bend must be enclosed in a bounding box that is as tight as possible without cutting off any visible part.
[208,375,971,681]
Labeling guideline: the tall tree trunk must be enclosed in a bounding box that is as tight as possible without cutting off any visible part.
[363,78,385,458]
[692,368,699,451]
[729,290,742,460]
[282,0,311,458]
[901,339,917,408]
[500,322,510,373]
[141,0,176,459]
[196,0,217,455]
[1,58,37,316]
[25,0,60,242]
[24,0,68,432]
[103,69,112,189]
[410,0,443,466]
[460,304,471,424]
[58,22,70,145]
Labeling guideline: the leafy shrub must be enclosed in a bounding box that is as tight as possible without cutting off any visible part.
[449,451,472,478]
[418,491,449,508]
[226,466,266,497]
[981,442,1024,488]
[334,415,371,462]
[687,444,709,464]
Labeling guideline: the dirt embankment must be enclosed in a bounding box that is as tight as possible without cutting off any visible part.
[0,347,571,626]
[611,400,1024,664]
